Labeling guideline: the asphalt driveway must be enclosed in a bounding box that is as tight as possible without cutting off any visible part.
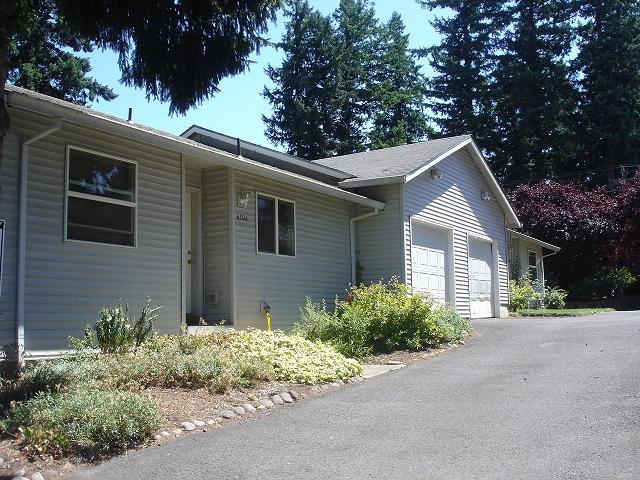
[74,311,640,480]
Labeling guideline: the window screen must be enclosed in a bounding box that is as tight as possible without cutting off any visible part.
[257,195,295,256]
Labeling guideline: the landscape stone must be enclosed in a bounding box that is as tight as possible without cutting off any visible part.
[260,398,275,408]
[160,430,171,437]
[181,421,196,431]
[173,429,183,436]
[13,470,25,477]
[271,394,284,405]
[289,390,301,400]
[32,472,45,480]
[335,379,345,385]
[257,404,266,410]
[232,406,246,415]
[242,403,257,413]
[45,470,58,477]
[0,457,4,466]
[192,420,205,427]
[154,434,163,441]
[221,410,237,419]
[11,477,28,480]
[206,419,216,425]
[330,382,341,387]
[280,392,293,403]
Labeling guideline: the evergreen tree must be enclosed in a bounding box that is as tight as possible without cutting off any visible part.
[1,0,281,136]
[263,0,337,159]
[419,0,504,144]
[8,0,116,106]
[368,12,432,149]
[332,0,378,155]
[575,0,640,188]
[491,0,577,183]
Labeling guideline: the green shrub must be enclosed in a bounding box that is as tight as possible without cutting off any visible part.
[214,329,362,383]
[296,279,471,358]
[2,389,162,456]
[88,298,160,354]
[509,278,535,311]
[539,285,568,309]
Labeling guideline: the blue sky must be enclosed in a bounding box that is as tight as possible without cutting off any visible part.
[82,1,443,148]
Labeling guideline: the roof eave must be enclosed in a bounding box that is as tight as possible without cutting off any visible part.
[507,229,561,252]
[6,88,385,210]
[338,175,405,188]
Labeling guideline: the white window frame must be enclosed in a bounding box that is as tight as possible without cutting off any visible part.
[527,250,538,281]
[255,192,297,257]
[64,144,138,248]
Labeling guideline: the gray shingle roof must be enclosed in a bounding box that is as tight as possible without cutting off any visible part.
[313,135,472,183]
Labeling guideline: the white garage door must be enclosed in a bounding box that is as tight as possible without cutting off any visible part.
[412,224,448,304]
[468,238,494,318]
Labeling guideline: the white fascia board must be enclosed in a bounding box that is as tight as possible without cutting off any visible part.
[507,229,561,252]
[338,175,405,188]
[7,91,385,210]
[404,137,522,228]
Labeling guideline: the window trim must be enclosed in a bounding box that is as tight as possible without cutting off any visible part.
[255,192,297,258]
[527,249,538,280]
[64,144,138,248]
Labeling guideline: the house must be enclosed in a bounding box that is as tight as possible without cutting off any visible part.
[0,85,556,360]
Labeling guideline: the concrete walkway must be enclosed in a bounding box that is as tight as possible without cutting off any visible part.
[73,311,640,480]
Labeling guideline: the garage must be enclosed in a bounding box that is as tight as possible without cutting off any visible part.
[411,222,450,304]
[468,238,494,318]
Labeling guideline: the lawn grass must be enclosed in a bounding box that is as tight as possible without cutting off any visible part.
[514,308,615,317]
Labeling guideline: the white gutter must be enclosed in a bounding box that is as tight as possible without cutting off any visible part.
[349,208,380,284]
[16,118,62,364]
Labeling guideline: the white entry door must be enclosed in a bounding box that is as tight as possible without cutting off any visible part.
[468,238,494,318]
[412,224,448,304]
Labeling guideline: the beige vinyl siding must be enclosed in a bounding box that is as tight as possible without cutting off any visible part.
[9,108,182,353]
[233,170,353,331]
[353,184,404,284]
[202,166,231,322]
[186,165,202,189]
[403,148,509,318]
[0,132,20,351]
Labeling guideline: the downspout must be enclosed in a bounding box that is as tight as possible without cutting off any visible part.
[349,208,379,285]
[16,117,62,364]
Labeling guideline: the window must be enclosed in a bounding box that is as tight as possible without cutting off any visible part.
[528,251,538,281]
[257,194,295,256]
[65,147,137,246]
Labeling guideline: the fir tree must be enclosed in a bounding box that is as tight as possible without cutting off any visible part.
[332,0,378,155]
[8,0,116,107]
[419,0,504,144]
[368,12,432,149]
[263,0,337,159]
[491,0,577,183]
[575,0,640,188]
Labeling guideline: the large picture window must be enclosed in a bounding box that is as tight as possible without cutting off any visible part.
[65,147,137,246]
[257,194,295,256]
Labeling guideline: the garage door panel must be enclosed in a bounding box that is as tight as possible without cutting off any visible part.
[411,223,448,304]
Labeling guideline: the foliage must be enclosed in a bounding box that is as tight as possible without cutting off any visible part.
[7,0,115,107]
[2,389,162,456]
[418,0,504,145]
[1,0,282,136]
[509,278,536,311]
[539,285,568,309]
[262,0,338,159]
[263,0,430,159]
[87,298,160,354]
[213,329,362,383]
[575,0,640,187]
[604,267,637,297]
[296,279,471,359]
